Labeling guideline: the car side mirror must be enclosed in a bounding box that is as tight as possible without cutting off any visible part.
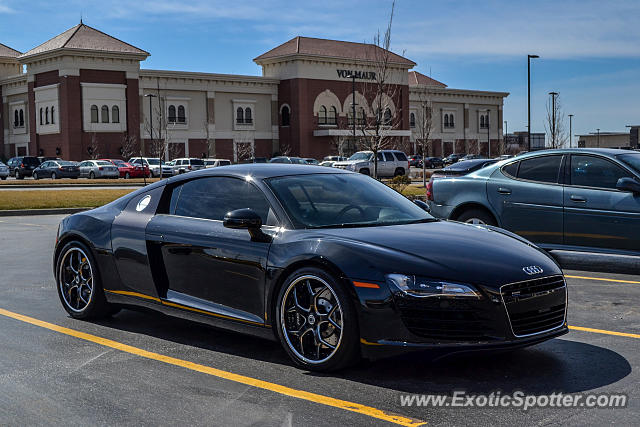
[616,177,640,194]
[223,208,272,242]
[413,199,431,212]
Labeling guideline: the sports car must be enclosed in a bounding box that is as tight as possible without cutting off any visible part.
[53,164,568,371]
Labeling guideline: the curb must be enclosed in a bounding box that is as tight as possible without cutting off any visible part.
[0,207,90,217]
[0,183,147,189]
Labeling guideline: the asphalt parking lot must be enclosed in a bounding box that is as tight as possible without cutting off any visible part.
[0,214,638,426]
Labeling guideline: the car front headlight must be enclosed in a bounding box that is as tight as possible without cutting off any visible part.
[346,163,357,170]
[386,274,481,298]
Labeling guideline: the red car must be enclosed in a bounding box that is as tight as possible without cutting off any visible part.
[100,159,150,179]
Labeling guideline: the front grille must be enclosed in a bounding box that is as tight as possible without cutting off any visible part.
[501,275,566,337]
[397,298,498,342]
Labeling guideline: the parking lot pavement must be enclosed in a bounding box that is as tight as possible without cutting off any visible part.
[0,214,638,426]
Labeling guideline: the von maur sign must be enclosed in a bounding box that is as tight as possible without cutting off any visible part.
[336,69,377,80]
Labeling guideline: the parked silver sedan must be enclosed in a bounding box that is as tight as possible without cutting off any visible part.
[0,161,8,180]
[78,160,120,179]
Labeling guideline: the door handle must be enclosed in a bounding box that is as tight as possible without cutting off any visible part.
[570,195,587,203]
[497,187,512,195]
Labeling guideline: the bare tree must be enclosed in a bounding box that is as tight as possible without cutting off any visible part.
[358,0,404,178]
[233,131,255,163]
[204,118,215,158]
[413,93,433,186]
[330,135,350,158]
[87,133,100,159]
[545,94,568,149]
[120,133,138,160]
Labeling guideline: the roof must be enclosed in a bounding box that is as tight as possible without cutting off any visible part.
[0,43,21,59]
[519,148,637,158]
[168,163,352,182]
[254,36,415,66]
[19,23,149,60]
[408,71,446,87]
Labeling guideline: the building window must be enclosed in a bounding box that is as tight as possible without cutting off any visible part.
[20,109,24,127]
[281,105,290,126]
[318,105,327,125]
[168,105,176,123]
[444,114,449,128]
[449,114,454,127]
[112,106,120,123]
[39,108,43,126]
[383,108,392,126]
[327,106,337,125]
[480,115,485,129]
[45,107,50,125]
[480,113,489,129]
[101,105,109,123]
[236,107,244,124]
[14,110,19,128]
[90,105,98,123]
[178,105,186,123]
[358,107,365,125]
[51,106,55,124]
[244,107,252,124]
[410,112,416,128]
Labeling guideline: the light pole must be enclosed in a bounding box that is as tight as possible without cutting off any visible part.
[568,114,573,148]
[549,92,558,147]
[597,128,600,147]
[145,93,157,182]
[528,54,539,152]
[504,120,507,154]
[487,110,491,157]
[346,74,357,156]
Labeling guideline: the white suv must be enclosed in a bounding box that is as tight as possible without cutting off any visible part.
[204,158,232,168]
[128,157,173,177]
[171,158,206,174]
[333,150,409,177]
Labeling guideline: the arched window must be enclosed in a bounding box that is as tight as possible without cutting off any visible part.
[178,105,186,123]
[383,108,392,126]
[410,112,416,128]
[14,110,19,127]
[484,114,489,128]
[281,105,290,126]
[357,107,365,125]
[39,108,43,125]
[19,109,24,127]
[236,107,244,124]
[480,115,485,128]
[318,105,327,125]
[45,107,50,124]
[112,106,120,123]
[328,106,337,125]
[449,114,454,127]
[376,108,382,124]
[51,106,55,124]
[90,105,98,123]
[101,105,109,123]
[168,105,176,123]
[244,107,252,124]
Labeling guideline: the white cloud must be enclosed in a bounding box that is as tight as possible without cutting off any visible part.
[0,1,14,13]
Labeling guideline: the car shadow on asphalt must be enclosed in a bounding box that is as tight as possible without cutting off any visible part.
[93,308,631,396]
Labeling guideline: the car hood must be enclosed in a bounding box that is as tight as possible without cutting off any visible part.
[313,220,561,289]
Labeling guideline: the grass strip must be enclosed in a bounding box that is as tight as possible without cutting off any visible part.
[0,189,135,210]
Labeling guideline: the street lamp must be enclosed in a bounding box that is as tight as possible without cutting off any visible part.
[568,114,574,148]
[487,109,491,157]
[504,120,508,152]
[549,92,558,147]
[597,128,600,147]
[145,93,157,184]
[528,54,539,151]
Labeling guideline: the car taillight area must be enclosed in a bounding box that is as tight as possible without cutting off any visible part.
[426,178,434,201]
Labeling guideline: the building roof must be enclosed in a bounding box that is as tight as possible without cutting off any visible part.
[408,70,447,87]
[254,36,415,66]
[19,23,149,60]
[0,43,21,59]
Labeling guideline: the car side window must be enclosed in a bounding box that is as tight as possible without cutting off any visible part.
[172,177,275,225]
[570,155,631,190]
[394,152,408,161]
[377,152,384,162]
[502,161,519,178]
[517,155,562,183]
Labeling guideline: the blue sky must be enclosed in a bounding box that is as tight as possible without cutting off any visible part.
[1,0,639,141]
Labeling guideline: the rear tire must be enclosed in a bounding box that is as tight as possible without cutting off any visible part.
[394,167,405,176]
[275,267,360,372]
[124,172,130,179]
[51,172,57,180]
[15,170,22,180]
[456,208,497,226]
[89,172,95,179]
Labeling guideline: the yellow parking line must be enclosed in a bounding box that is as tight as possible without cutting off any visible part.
[565,275,640,285]
[0,307,425,426]
[569,325,640,339]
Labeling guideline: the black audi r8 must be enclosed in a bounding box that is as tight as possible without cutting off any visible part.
[53,164,568,371]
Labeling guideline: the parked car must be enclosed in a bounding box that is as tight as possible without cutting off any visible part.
[431,159,498,179]
[242,157,268,164]
[323,156,347,162]
[443,153,464,165]
[77,160,120,179]
[428,148,640,256]
[7,156,41,179]
[54,164,567,371]
[498,154,514,160]
[269,156,307,164]
[408,155,423,168]
[332,150,409,177]
[423,157,444,168]
[101,158,149,179]
[460,154,486,161]
[32,160,80,179]
[204,158,232,168]
[319,161,336,167]
[0,161,9,180]
[303,158,319,165]
[128,157,171,177]
[171,158,206,175]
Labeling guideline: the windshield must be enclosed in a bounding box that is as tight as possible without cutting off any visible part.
[348,152,372,161]
[96,161,112,166]
[112,160,126,166]
[58,161,76,166]
[191,159,205,165]
[617,153,640,174]
[266,173,434,229]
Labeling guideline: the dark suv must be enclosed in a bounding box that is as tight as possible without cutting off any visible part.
[7,156,42,179]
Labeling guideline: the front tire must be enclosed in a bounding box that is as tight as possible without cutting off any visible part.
[275,267,360,371]
[124,172,130,179]
[33,172,39,180]
[15,170,22,180]
[55,241,118,319]
[89,172,95,179]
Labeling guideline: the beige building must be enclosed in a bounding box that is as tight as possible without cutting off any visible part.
[577,132,632,149]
